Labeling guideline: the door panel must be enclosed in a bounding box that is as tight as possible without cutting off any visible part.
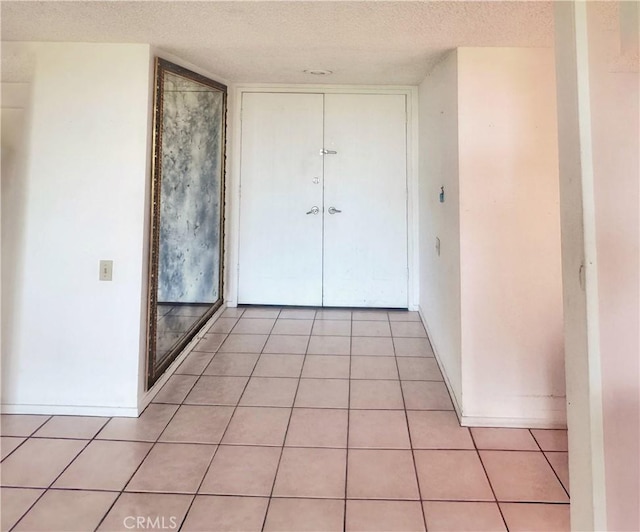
[323,94,408,308]
[238,93,324,305]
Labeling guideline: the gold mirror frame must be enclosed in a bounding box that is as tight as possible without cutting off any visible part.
[146,58,227,389]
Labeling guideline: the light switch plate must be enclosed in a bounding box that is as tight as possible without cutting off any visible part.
[99,260,113,281]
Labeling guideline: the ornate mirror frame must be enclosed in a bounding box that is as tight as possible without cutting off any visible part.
[146,58,227,389]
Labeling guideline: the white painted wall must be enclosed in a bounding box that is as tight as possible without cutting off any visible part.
[1,43,153,416]
[458,48,565,427]
[418,47,564,428]
[418,51,462,411]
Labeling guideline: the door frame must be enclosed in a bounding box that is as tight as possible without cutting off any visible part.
[225,83,419,310]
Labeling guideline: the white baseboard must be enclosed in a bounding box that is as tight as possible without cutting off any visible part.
[417,305,463,420]
[460,415,567,429]
[0,403,139,417]
[137,303,228,412]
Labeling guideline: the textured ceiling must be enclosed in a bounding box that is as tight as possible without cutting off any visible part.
[1,1,554,84]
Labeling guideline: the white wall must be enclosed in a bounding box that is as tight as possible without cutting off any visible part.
[418,47,565,428]
[587,3,639,530]
[418,51,462,411]
[1,43,153,416]
[457,48,565,427]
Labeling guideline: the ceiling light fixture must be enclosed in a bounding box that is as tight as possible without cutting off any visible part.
[304,69,333,76]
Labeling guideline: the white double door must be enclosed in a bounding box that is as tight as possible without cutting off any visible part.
[238,92,408,308]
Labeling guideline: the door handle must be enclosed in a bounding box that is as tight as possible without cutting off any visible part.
[328,207,342,215]
[306,206,320,215]
[320,149,338,155]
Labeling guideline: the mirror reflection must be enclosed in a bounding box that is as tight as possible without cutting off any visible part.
[147,59,226,387]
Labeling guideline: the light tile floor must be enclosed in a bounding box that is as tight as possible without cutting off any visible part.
[1,307,570,532]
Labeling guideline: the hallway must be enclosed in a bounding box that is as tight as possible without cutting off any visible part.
[1,308,569,531]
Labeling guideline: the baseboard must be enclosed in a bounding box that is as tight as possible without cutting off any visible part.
[137,303,228,412]
[460,414,567,429]
[417,305,463,421]
[0,403,139,417]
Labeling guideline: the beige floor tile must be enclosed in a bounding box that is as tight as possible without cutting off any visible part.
[393,337,434,357]
[531,429,568,451]
[182,495,269,532]
[192,333,227,352]
[13,489,117,532]
[480,450,569,503]
[231,318,276,334]
[285,408,348,448]
[239,377,299,407]
[545,451,570,493]
[295,378,350,408]
[307,335,351,355]
[96,403,178,442]
[264,498,344,532]
[218,334,268,353]
[54,440,151,490]
[351,336,394,356]
[222,407,291,446]
[347,449,419,499]
[200,445,280,496]
[1,437,25,460]
[352,320,392,337]
[242,307,281,318]
[302,355,350,379]
[221,308,245,318]
[253,354,305,377]
[272,319,313,335]
[207,317,239,334]
[273,447,346,498]
[402,381,453,410]
[32,416,109,439]
[352,310,389,321]
[346,500,426,531]
[0,415,50,437]
[126,443,216,494]
[397,357,443,381]
[388,311,421,322]
[263,335,309,354]
[350,380,404,409]
[423,501,507,531]
[315,309,352,320]
[203,352,259,376]
[184,376,248,406]
[407,411,474,449]
[349,410,410,449]
[0,488,44,532]
[471,428,539,451]
[0,438,86,488]
[279,308,317,320]
[152,375,198,404]
[97,492,193,532]
[311,319,352,336]
[175,351,215,375]
[414,450,494,501]
[351,356,399,380]
[390,321,427,337]
[500,502,570,532]
[159,405,234,444]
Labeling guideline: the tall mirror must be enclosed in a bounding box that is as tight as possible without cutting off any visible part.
[146,58,226,388]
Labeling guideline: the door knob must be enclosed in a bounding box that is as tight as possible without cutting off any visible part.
[306,206,320,215]
[328,207,342,214]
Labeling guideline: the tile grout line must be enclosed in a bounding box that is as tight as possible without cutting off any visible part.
[260,308,311,532]
[529,429,571,499]
[468,429,510,531]
[177,308,281,532]
[343,311,354,531]
[390,311,429,532]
